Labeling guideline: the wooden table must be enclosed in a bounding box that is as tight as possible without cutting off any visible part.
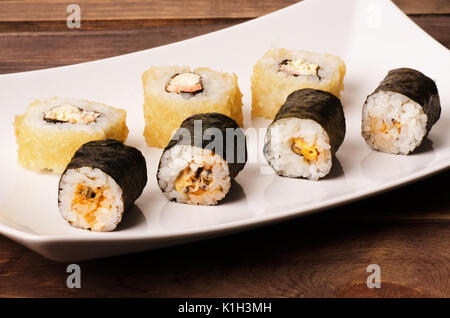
[0,0,448,297]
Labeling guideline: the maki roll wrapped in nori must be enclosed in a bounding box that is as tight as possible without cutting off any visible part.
[157,112,247,205]
[361,68,441,155]
[264,88,345,180]
[58,139,147,232]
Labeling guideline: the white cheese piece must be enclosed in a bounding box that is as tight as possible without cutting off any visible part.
[280,59,319,77]
[44,104,100,124]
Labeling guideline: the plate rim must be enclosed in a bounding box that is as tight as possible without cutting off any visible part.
[1,160,448,243]
[0,0,449,247]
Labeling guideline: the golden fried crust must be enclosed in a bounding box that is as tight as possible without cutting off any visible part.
[251,49,346,119]
[142,67,243,148]
[14,99,128,174]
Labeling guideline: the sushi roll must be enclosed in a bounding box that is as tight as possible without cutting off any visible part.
[142,66,244,148]
[251,48,346,119]
[58,139,147,232]
[362,68,441,155]
[157,112,247,205]
[14,97,129,174]
[264,88,345,180]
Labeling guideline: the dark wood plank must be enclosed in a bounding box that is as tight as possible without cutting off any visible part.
[0,170,448,297]
[0,15,448,75]
[410,15,450,48]
[0,19,250,74]
[0,0,448,22]
[0,0,298,21]
[394,0,450,14]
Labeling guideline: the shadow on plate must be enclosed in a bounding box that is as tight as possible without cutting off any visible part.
[156,182,251,231]
[218,181,246,205]
[263,165,351,210]
[361,139,435,180]
[321,158,344,180]
[116,204,146,232]
[411,138,433,155]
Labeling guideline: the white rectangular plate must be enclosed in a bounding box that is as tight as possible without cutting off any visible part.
[0,0,449,261]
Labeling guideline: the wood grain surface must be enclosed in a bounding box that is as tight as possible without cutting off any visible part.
[0,0,449,22]
[0,0,449,298]
[1,0,450,20]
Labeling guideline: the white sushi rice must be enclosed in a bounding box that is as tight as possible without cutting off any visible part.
[158,144,231,205]
[362,91,428,155]
[59,167,124,232]
[264,118,332,180]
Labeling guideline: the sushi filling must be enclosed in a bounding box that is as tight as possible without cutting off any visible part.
[166,72,204,94]
[59,167,124,231]
[44,104,101,124]
[362,91,427,155]
[375,119,401,135]
[175,166,214,195]
[264,118,331,180]
[279,59,320,79]
[290,137,320,163]
[71,184,109,225]
[158,145,231,205]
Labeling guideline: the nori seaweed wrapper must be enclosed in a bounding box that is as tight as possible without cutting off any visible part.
[160,112,247,180]
[268,88,346,157]
[60,139,147,211]
[371,68,441,133]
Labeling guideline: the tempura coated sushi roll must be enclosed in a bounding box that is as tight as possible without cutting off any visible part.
[251,48,346,119]
[362,68,441,155]
[157,113,247,205]
[58,139,147,232]
[264,89,345,180]
[14,97,129,174]
[142,66,244,148]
